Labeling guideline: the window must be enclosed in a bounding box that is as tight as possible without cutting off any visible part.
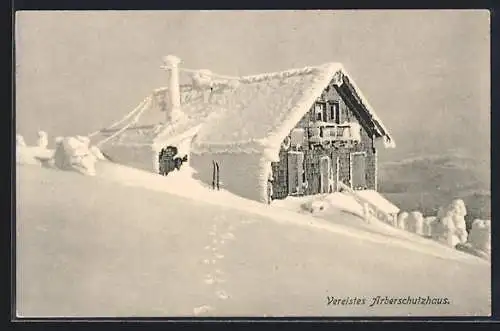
[315,102,327,121]
[316,110,323,121]
[323,102,329,122]
[330,102,340,124]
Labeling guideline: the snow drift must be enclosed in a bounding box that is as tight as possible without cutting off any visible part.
[16,164,490,317]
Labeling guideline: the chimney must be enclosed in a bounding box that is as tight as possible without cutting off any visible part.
[162,55,183,122]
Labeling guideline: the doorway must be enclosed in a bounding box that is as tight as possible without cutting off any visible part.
[351,152,367,190]
[319,156,332,194]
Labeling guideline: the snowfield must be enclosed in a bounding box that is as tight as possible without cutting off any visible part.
[16,162,490,317]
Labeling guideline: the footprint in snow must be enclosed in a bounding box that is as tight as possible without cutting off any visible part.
[203,259,217,265]
[204,275,215,285]
[215,253,224,259]
[220,233,235,240]
[216,290,229,300]
[193,305,214,316]
[204,274,225,285]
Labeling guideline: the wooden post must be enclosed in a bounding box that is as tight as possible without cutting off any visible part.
[216,162,220,191]
[363,202,371,223]
[212,160,216,190]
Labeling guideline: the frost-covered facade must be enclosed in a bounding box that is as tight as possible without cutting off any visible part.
[94,58,395,204]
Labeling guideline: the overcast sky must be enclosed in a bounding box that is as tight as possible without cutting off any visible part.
[15,10,490,162]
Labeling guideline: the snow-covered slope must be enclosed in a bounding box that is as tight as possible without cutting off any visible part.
[272,193,476,252]
[16,164,490,317]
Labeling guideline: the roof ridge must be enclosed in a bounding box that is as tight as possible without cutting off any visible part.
[154,63,343,92]
[240,62,342,83]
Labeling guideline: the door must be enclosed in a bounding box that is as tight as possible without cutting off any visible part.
[287,151,305,195]
[319,156,331,194]
[351,152,367,190]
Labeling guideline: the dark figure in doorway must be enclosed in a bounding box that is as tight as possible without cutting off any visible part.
[159,145,178,176]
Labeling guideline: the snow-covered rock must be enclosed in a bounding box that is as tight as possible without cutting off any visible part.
[53,136,97,176]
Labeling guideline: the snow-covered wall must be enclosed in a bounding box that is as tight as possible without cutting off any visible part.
[101,144,156,173]
[190,151,265,202]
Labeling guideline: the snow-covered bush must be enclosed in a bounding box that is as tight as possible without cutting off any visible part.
[451,199,468,243]
[53,136,97,176]
[426,199,469,247]
[16,132,52,166]
[16,146,41,165]
[16,134,26,147]
[468,219,491,255]
[36,131,48,149]
[422,216,436,237]
[440,211,460,247]
[430,217,443,241]
[406,211,424,235]
[397,212,408,230]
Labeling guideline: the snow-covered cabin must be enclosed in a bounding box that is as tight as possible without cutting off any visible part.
[189,63,395,203]
[94,56,395,204]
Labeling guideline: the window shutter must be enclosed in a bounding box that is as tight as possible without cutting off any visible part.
[287,151,305,195]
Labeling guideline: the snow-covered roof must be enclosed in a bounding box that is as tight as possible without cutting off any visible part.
[92,85,228,148]
[189,62,395,159]
[96,62,395,157]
